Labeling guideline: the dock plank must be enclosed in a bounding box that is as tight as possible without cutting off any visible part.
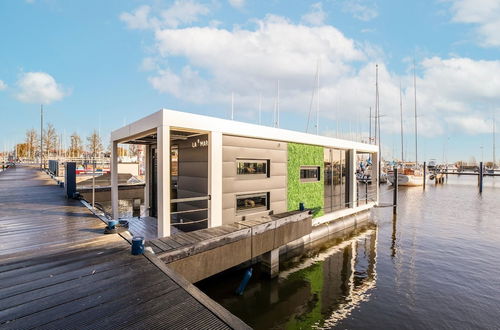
[0,166,247,329]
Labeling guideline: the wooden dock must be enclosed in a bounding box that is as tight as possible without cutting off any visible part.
[0,166,249,329]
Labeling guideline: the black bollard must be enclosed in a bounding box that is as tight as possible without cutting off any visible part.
[423,161,426,189]
[393,167,398,215]
[479,161,483,193]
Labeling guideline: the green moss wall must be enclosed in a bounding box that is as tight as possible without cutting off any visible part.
[287,143,324,217]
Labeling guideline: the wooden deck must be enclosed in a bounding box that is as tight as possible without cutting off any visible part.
[0,166,249,329]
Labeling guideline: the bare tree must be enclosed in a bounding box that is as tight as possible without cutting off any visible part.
[69,132,83,158]
[25,128,38,160]
[43,123,57,158]
[87,130,103,158]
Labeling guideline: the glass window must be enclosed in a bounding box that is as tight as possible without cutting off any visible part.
[237,159,269,176]
[236,193,269,213]
[300,166,321,182]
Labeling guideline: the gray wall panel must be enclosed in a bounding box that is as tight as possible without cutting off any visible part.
[222,135,287,224]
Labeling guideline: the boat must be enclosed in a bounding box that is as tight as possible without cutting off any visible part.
[389,60,423,186]
[388,167,423,186]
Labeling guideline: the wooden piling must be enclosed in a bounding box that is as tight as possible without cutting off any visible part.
[393,167,398,215]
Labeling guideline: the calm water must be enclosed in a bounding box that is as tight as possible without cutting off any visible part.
[198,175,500,329]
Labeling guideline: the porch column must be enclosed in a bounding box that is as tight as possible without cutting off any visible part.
[111,141,119,219]
[144,145,150,212]
[209,131,223,227]
[350,149,357,208]
[157,125,171,237]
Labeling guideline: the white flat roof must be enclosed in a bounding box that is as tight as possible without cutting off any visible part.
[111,109,378,153]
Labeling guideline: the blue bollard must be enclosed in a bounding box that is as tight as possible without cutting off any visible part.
[235,268,253,296]
[131,236,145,255]
[107,220,118,229]
[299,202,305,211]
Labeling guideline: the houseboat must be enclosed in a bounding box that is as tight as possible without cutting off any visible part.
[110,109,379,237]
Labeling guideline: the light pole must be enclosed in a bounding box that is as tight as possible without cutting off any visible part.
[40,104,43,169]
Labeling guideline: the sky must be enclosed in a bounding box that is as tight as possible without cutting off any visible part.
[1,0,499,163]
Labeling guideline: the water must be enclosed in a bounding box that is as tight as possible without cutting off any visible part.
[198,175,500,329]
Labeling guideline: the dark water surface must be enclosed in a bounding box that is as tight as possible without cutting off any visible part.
[198,176,500,329]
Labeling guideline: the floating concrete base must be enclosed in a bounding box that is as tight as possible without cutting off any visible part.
[261,248,280,278]
[279,208,372,261]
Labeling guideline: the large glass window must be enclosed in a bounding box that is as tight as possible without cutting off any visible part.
[300,166,321,182]
[324,148,350,213]
[236,192,269,214]
[237,159,269,177]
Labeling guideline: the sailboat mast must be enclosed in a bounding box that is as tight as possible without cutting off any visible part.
[493,113,496,168]
[413,58,418,166]
[369,107,372,144]
[400,80,404,163]
[316,60,320,135]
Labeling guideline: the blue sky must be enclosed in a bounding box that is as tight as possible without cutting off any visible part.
[1,0,499,163]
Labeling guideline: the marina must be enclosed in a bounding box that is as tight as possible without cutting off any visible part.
[2,1,500,328]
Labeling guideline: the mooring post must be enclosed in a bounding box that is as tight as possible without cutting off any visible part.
[393,167,398,214]
[479,161,483,193]
[423,161,426,189]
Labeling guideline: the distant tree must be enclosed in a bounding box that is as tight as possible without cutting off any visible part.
[69,132,83,158]
[15,143,29,158]
[43,123,57,158]
[129,144,142,157]
[86,130,103,158]
[25,128,38,159]
[117,146,128,157]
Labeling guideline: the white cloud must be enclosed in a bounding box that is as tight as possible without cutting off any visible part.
[0,80,6,90]
[446,115,493,134]
[123,7,500,139]
[120,1,210,30]
[448,0,500,47]
[228,0,245,9]
[120,5,157,30]
[15,72,66,104]
[342,0,378,21]
[301,2,327,26]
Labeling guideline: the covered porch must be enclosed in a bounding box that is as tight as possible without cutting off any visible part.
[110,111,223,238]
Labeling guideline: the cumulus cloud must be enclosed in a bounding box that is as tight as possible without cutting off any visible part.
[228,0,245,9]
[301,2,327,26]
[16,72,66,104]
[120,1,210,30]
[448,0,500,47]
[0,80,6,90]
[121,5,500,139]
[342,0,378,21]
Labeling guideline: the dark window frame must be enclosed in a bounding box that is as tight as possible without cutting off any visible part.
[236,159,270,177]
[235,192,270,214]
[300,166,321,182]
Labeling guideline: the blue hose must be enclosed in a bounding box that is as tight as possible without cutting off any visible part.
[235,268,253,296]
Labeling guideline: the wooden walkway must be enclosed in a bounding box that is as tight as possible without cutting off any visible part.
[0,166,249,330]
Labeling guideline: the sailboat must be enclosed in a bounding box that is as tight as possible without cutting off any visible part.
[388,61,424,186]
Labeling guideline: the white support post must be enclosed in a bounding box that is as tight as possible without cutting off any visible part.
[111,141,119,219]
[209,131,223,227]
[144,145,150,213]
[157,126,171,237]
[350,149,357,208]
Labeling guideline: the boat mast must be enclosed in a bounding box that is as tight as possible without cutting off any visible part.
[400,80,404,163]
[369,107,372,144]
[316,60,320,135]
[493,113,496,168]
[413,58,418,166]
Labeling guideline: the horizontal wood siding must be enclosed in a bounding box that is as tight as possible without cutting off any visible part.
[222,135,287,224]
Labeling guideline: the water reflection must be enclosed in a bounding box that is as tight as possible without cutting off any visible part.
[198,225,378,329]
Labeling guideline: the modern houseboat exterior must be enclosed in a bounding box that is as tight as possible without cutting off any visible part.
[110,109,379,237]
